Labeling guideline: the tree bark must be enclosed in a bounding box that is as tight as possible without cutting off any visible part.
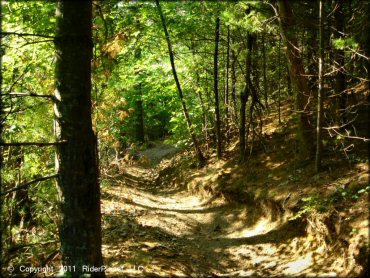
[205,72,218,149]
[231,49,238,125]
[366,2,370,94]
[196,73,208,145]
[133,50,145,144]
[278,34,282,125]
[135,83,145,143]
[224,26,231,140]
[239,87,248,162]
[277,0,314,160]
[286,63,292,96]
[315,0,324,173]
[334,0,346,124]
[239,33,253,162]
[365,2,370,165]
[0,0,4,271]
[214,17,222,159]
[155,0,205,164]
[262,31,268,110]
[54,1,104,276]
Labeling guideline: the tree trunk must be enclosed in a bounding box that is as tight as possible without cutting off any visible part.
[305,20,318,94]
[239,33,253,162]
[54,1,104,276]
[196,73,208,145]
[10,151,32,227]
[286,64,292,96]
[134,50,145,143]
[190,38,209,145]
[205,72,217,149]
[366,2,370,93]
[365,2,370,163]
[278,34,282,125]
[231,49,238,125]
[277,0,314,160]
[214,17,222,159]
[155,0,205,164]
[239,87,248,162]
[0,0,4,271]
[135,83,145,143]
[224,25,230,140]
[262,31,268,110]
[315,0,324,173]
[334,0,346,124]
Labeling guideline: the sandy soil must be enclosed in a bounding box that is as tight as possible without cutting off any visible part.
[101,153,347,277]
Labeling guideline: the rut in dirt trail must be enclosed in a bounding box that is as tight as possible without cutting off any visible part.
[101,145,341,277]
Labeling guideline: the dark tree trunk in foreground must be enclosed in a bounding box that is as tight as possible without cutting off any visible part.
[0,0,4,273]
[156,0,205,164]
[214,17,222,159]
[277,0,314,160]
[54,1,104,276]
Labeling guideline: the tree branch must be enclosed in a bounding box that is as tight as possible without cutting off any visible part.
[95,3,109,43]
[8,240,58,252]
[0,32,55,39]
[0,174,59,197]
[0,141,66,147]
[7,92,55,100]
[325,126,370,142]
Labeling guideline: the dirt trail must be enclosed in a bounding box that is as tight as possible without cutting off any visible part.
[101,146,344,277]
[140,143,181,165]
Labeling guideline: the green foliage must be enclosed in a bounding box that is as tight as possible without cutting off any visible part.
[1,1,59,270]
[2,0,369,273]
[291,184,370,220]
[333,37,359,50]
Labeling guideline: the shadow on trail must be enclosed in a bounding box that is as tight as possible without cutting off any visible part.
[101,173,321,277]
[102,209,214,276]
[102,198,310,277]
[100,120,349,276]
[103,193,227,215]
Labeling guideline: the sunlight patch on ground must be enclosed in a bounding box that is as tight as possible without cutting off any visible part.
[264,159,286,170]
[242,219,271,237]
[282,252,312,275]
[100,146,367,277]
[226,217,280,239]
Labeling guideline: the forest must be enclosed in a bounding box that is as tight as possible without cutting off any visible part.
[0,0,369,277]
